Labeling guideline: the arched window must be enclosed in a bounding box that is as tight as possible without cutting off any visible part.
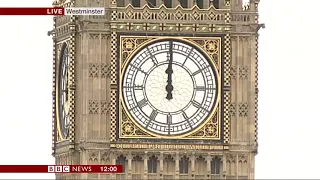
[117,0,125,6]
[132,0,140,7]
[179,156,189,174]
[211,157,221,175]
[195,156,206,174]
[147,155,158,173]
[213,0,219,9]
[147,0,157,7]
[163,155,175,173]
[179,0,188,8]
[132,156,143,173]
[196,0,203,9]
[163,0,172,8]
[116,155,126,172]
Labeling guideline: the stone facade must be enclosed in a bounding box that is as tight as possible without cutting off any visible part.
[52,0,260,179]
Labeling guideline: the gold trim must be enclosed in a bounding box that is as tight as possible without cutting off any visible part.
[55,41,71,142]
[111,143,229,150]
[119,36,222,139]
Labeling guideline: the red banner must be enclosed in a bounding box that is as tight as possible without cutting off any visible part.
[0,165,122,173]
[0,8,64,15]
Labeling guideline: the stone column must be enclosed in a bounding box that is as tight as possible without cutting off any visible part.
[236,154,239,179]
[206,155,211,176]
[127,153,132,179]
[175,153,179,179]
[223,155,227,179]
[111,153,116,179]
[144,153,148,179]
[191,153,195,174]
[159,153,164,175]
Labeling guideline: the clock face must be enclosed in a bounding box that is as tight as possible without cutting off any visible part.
[122,39,218,136]
[58,45,70,138]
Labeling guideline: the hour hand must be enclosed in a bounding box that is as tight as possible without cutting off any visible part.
[165,84,173,100]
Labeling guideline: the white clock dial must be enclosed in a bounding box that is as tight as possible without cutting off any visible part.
[58,45,70,138]
[122,40,218,136]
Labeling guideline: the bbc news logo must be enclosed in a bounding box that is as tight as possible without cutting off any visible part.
[48,166,70,173]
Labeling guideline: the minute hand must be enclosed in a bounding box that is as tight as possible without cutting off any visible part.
[165,41,173,100]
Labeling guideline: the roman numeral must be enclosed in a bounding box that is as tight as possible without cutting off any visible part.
[167,114,172,124]
[147,47,158,65]
[192,66,210,76]
[123,85,144,90]
[182,111,188,119]
[195,86,216,91]
[134,85,144,90]
[181,111,192,128]
[137,98,148,108]
[129,64,147,74]
[182,48,194,65]
[191,100,201,108]
[150,110,158,120]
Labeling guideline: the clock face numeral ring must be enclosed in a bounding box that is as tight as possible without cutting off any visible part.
[57,44,70,139]
[121,38,219,137]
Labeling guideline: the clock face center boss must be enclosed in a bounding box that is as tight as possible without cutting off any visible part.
[121,38,219,137]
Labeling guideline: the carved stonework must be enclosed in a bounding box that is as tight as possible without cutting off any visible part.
[118,4,225,22]
[89,34,100,39]
[120,108,152,138]
[88,100,111,115]
[89,100,99,114]
[229,145,252,151]
[101,151,110,163]
[89,152,99,162]
[110,143,228,150]
[230,66,237,79]
[120,37,154,65]
[238,103,248,117]
[78,142,110,150]
[101,101,111,115]
[189,38,221,69]
[89,63,112,78]
[226,154,235,162]
[238,155,248,162]
[230,103,237,117]
[189,112,219,139]
[89,63,99,78]
[118,36,222,140]
[239,66,249,79]
[101,63,111,78]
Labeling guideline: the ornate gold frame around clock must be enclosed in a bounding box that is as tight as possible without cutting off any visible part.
[118,35,222,140]
[54,39,76,144]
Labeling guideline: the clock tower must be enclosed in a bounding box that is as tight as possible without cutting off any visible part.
[52,0,261,179]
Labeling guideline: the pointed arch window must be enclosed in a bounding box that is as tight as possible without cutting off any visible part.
[211,157,221,175]
[147,155,158,173]
[179,0,188,8]
[196,0,203,8]
[163,155,175,173]
[132,156,143,173]
[116,155,126,172]
[179,156,189,174]
[163,0,172,8]
[117,0,125,6]
[195,156,206,174]
[213,0,219,9]
[132,0,140,7]
[147,0,157,7]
